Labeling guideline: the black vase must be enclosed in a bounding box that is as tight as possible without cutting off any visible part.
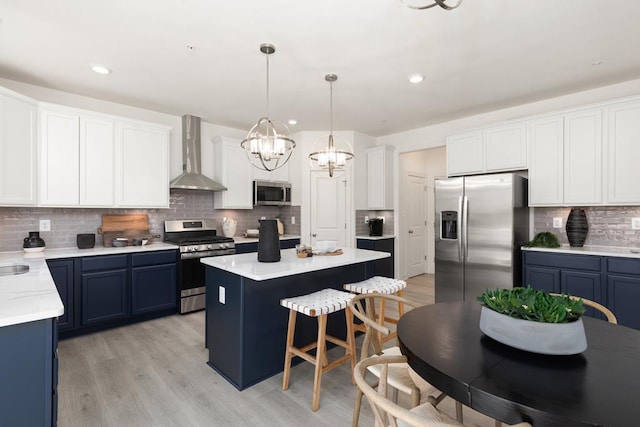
[566,208,588,247]
[23,231,45,249]
[258,219,281,262]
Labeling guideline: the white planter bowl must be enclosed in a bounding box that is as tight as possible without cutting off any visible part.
[479,306,587,355]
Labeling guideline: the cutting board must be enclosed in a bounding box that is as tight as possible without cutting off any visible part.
[99,214,151,247]
[99,214,149,233]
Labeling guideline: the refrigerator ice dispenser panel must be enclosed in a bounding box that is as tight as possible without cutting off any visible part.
[441,211,458,240]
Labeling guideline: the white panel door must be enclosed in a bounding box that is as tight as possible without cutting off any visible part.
[405,173,426,278]
[80,116,114,206]
[564,108,603,205]
[116,121,170,207]
[0,92,37,205]
[39,109,80,205]
[310,171,347,248]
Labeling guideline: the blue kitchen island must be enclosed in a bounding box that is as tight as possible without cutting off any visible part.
[201,247,389,390]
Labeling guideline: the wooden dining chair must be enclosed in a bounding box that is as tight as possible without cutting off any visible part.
[550,293,617,324]
[348,293,461,426]
[354,354,533,427]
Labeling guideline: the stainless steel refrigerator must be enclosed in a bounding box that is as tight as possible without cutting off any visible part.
[435,173,529,302]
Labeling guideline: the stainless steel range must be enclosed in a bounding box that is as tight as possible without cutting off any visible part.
[164,219,235,314]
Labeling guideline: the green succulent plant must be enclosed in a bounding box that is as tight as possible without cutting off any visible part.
[524,231,561,248]
[477,287,585,323]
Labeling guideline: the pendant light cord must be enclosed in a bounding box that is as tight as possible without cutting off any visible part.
[265,53,270,118]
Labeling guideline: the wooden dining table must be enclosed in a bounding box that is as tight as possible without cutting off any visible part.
[397,301,640,427]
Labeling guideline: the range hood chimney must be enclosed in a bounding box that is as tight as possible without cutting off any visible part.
[169,115,227,192]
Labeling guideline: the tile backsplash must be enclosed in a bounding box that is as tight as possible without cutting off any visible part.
[355,210,395,236]
[534,206,640,247]
[0,190,300,252]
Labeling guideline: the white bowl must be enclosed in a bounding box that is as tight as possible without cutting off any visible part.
[314,240,338,253]
[23,247,45,253]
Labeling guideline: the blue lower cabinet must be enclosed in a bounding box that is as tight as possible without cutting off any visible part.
[0,318,57,426]
[80,269,129,326]
[46,259,75,331]
[131,263,177,315]
[356,238,394,278]
[523,251,640,328]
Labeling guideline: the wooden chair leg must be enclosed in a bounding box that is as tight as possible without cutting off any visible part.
[282,309,297,390]
[312,314,328,411]
[352,387,364,427]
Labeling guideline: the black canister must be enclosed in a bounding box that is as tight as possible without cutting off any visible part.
[566,208,589,247]
[23,231,45,249]
[77,233,96,249]
[257,219,281,262]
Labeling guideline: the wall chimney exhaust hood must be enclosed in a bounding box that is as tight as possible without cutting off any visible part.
[170,115,227,191]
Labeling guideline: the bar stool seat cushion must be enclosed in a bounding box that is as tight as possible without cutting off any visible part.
[281,288,355,317]
[344,276,407,295]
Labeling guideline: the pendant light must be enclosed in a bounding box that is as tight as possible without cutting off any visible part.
[241,43,295,172]
[402,0,463,10]
[309,74,354,178]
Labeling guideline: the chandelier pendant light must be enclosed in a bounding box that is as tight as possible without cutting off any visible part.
[402,0,463,10]
[241,43,295,172]
[309,74,354,178]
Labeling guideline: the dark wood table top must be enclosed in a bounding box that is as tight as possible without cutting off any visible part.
[397,301,640,427]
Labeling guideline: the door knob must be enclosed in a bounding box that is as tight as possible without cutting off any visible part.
[312,233,317,237]
[408,230,414,234]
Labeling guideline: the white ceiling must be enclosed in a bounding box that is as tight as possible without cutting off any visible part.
[2,0,640,137]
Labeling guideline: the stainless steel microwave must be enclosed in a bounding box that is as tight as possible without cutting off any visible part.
[253,180,292,206]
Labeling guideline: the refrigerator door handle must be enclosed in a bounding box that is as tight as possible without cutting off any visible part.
[462,195,469,260]
[457,196,463,263]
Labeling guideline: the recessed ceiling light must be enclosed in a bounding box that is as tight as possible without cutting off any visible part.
[90,64,111,75]
[287,119,298,125]
[408,74,424,84]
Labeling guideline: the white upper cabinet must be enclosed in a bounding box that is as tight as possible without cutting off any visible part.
[563,108,603,205]
[39,108,81,205]
[446,131,483,176]
[367,145,394,210]
[40,103,169,208]
[80,116,115,206]
[528,108,603,207]
[606,99,640,205]
[528,115,564,206]
[40,105,116,207]
[213,136,253,209]
[446,123,526,176]
[115,120,170,208]
[0,88,37,206]
[483,123,527,172]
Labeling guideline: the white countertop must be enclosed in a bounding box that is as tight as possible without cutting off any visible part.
[522,245,640,258]
[355,235,396,240]
[233,235,300,244]
[0,243,178,328]
[200,247,389,281]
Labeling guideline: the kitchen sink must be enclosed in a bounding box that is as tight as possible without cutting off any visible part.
[0,263,30,276]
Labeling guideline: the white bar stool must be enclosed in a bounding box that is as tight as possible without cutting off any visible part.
[343,276,407,343]
[280,288,357,411]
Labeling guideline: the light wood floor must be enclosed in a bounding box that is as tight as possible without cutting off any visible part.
[57,275,497,427]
